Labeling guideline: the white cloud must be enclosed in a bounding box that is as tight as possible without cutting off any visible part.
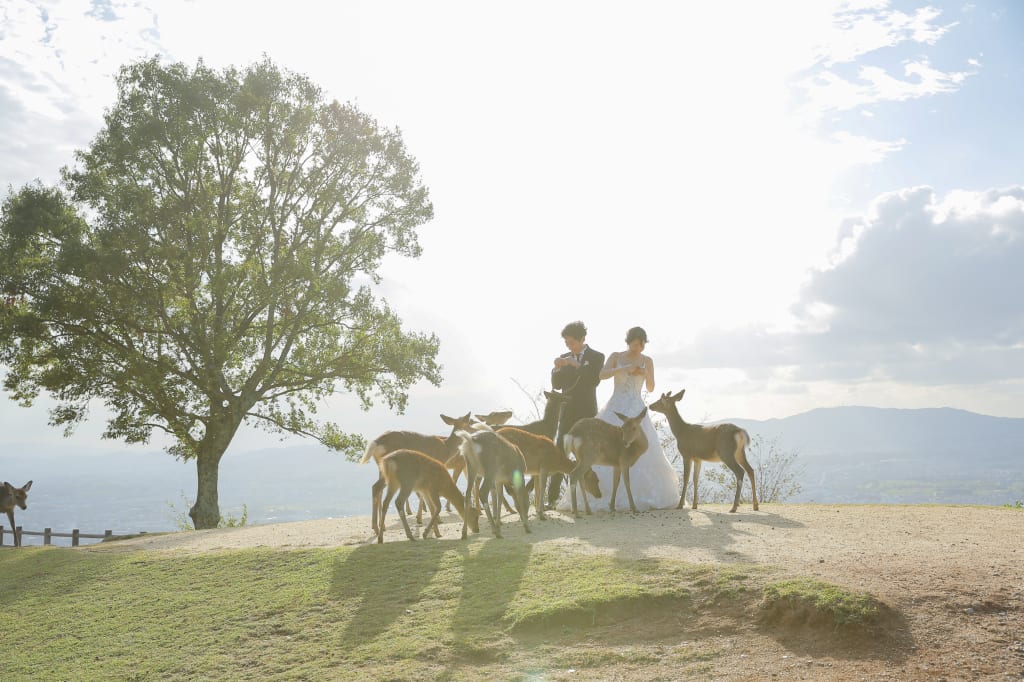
[668,186,1024,407]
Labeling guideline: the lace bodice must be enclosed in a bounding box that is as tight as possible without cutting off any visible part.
[607,357,647,417]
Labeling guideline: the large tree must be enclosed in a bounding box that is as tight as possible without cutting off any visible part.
[0,58,440,528]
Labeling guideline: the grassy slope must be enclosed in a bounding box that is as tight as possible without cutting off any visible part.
[0,541,878,681]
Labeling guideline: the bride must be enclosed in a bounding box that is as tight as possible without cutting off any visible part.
[560,326,680,511]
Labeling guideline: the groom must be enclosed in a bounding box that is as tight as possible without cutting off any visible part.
[549,320,604,507]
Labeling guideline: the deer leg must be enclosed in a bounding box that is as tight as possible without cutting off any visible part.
[579,474,594,515]
[499,483,516,517]
[415,493,425,526]
[692,460,703,509]
[726,461,745,513]
[622,465,638,514]
[7,510,18,547]
[492,481,504,538]
[395,490,418,540]
[514,481,532,534]
[378,482,399,544]
[478,475,500,537]
[736,451,759,511]
[677,457,691,510]
[535,469,547,519]
[447,462,465,512]
[423,493,443,538]
[371,475,387,535]
[610,466,622,512]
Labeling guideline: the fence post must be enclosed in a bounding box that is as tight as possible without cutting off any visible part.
[15,526,22,546]
[72,529,80,547]
[44,528,52,545]
[0,525,4,546]
[104,530,113,542]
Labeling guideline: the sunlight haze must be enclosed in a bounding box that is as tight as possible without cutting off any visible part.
[2,0,1021,456]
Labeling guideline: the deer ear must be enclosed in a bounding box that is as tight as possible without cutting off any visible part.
[638,407,648,418]
[613,412,628,422]
[673,390,685,402]
[23,481,32,491]
[2,482,12,494]
[440,414,454,425]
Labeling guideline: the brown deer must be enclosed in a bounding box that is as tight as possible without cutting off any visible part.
[563,409,648,515]
[452,429,531,538]
[495,427,600,518]
[377,449,480,543]
[1,480,32,547]
[648,390,758,513]
[361,413,474,535]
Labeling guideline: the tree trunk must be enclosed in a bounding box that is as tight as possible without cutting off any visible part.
[189,447,225,530]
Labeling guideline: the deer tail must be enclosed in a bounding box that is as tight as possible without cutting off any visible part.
[735,429,750,451]
[360,440,384,465]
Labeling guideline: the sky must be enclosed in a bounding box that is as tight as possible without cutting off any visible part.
[2,0,1024,459]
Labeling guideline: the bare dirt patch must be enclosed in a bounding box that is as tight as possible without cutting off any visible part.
[108,504,1024,680]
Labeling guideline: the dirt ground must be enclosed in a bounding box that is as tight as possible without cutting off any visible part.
[111,503,1024,681]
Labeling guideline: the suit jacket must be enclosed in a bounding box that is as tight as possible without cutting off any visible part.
[551,346,605,444]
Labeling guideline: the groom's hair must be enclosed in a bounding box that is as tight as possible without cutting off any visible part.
[561,321,587,340]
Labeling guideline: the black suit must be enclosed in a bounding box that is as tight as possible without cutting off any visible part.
[548,345,605,504]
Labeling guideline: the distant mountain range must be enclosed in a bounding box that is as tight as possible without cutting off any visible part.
[715,406,1024,505]
[6,406,1023,544]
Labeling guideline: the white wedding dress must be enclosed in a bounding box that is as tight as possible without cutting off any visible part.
[559,359,680,512]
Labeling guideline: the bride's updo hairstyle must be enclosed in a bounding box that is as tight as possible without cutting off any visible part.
[625,327,648,345]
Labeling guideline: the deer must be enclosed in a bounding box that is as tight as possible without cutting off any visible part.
[648,390,758,513]
[510,390,567,440]
[377,449,480,544]
[451,429,531,538]
[563,409,648,515]
[474,410,514,427]
[495,426,600,518]
[1,480,32,547]
[361,413,475,535]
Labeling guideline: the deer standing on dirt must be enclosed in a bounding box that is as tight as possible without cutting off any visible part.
[563,409,648,515]
[1,480,32,547]
[453,429,531,538]
[648,390,758,513]
[377,449,480,544]
[495,427,600,519]
[361,413,474,535]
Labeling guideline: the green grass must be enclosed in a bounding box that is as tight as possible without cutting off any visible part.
[0,541,763,680]
[761,577,882,628]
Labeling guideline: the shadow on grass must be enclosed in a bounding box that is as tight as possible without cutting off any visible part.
[0,547,117,608]
[449,538,532,662]
[328,540,447,645]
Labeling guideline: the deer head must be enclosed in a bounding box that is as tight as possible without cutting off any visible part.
[648,390,685,416]
[613,408,648,448]
[2,480,32,510]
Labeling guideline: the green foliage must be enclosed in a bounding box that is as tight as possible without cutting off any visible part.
[0,56,439,525]
[1004,500,1024,509]
[761,578,881,628]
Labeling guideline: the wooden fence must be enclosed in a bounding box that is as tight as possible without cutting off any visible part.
[0,526,138,547]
